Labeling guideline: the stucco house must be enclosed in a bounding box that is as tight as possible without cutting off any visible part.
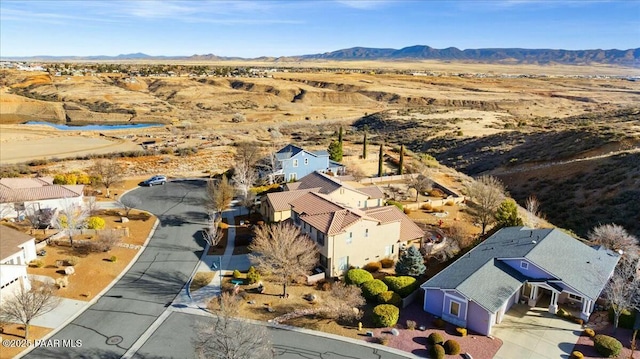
[290,191,424,277]
[421,227,620,336]
[268,144,345,182]
[0,226,36,300]
[260,171,384,222]
[0,177,84,221]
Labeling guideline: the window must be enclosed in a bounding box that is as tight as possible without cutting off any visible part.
[288,173,296,181]
[317,232,325,246]
[384,245,394,256]
[304,158,309,165]
[520,261,529,270]
[449,301,460,317]
[347,232,353,244]
[293,159,298,167]
[365,228,369,237]
[568,293,581,301]
[319,254,328,268]
[292,212,301,225]
[338,256,349,271]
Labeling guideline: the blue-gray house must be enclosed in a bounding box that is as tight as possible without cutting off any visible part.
[269,144,345,182]
[421,227,620,336]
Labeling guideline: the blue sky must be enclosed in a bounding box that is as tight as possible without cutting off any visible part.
[1,0,638,57]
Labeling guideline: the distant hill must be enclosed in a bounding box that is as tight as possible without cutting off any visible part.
[299,45,640,66]
[3,45,639,66]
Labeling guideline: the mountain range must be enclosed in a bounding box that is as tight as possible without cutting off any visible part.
[4,45,639,66]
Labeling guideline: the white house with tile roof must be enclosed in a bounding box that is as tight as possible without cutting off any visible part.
[290,192,424,277]
[0,226,36,300]
[0,177,84,221]
[421,227,620,336]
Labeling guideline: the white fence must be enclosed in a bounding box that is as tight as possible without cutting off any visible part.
[358,173,419,185]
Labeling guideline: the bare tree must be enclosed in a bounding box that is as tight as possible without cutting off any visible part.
[195,293,273,359]
[0,282,61,340]
[205,175,235,215]
[203,215,223,249]
[0,192,15,219]
[588,224,639,259]
[235,142,262,169]
[232,160,257,204]
[446,221,473,250]
[465,175,506,235]
[602,257,640,332]
[256,143,283,185]
[272,282,365,324]
[54,198,89,246]
[118,196,142,218]
[24,204,43,232]
[94,230,122,252]
[90,160,123,198]
[248,223,318,297]
[343,161,367,181]
[239,191,257,215]
[85,196,101,215]
[409,174,433,202]
[524,195,544,229]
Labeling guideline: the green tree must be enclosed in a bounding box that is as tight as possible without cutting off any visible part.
[328,140,343,162]
[495,199,523,228]
[378,144,384,177]
[398,145,405,175]
[362,131,367,159]
[395,246,426,277]
[338,126,343,148]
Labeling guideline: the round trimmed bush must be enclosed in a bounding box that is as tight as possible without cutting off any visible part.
[593,334,622,357]
[444,339,461,355]
[428,332,444,345]
[583,328,595,338]
[87,216,106,230]
[377,291,402,306]
[380,258,394,268]
[246,266,260,284]
[429,344,445,359]
[363,261,382,273]
[65,256,80,266]
[362,279,388,300]
[345,268,374,286]
[372,304,400,328]
[455,327,468,337]
[382,276,417,298]
[570,351,584,359]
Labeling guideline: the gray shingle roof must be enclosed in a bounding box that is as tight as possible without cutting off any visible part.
[421,226,620,313]
[275,144,304,160]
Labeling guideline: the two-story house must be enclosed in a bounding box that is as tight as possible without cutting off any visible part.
[260,171,384,222]
[420,227,620,336]
[289,192,424,277]
[269,144,345,183]
[0,226,37,300]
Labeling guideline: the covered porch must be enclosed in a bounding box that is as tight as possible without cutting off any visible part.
[522,281,595,321]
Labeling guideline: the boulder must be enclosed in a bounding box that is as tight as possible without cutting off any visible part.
[64,266,75,275]
[121,217,130,223]
[391,328,400,336]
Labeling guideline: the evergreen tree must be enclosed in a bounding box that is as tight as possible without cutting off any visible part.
[495,199,524,228]
[338,126,343,147]
[362,131,367,159]
[395,246,426,277]
[328,140,343,162]
[378,144,384,177]
[398,145,405,175]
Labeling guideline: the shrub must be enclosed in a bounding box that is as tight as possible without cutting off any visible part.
[428,188,445,198]
[608,306,636,329]
[583,328,595,338]
[593,334,622,357]
[380,258,394,268]
[433,318,446,328]
[55,277,68,288]
[403,207,412,214]
[556,308,570,318]
[109,255,117,262]
[382,276,417,298]
[421,203,433,211]
[377,291,402,306]
[376,336,389,345]
[65,256,80,266]
[29,259,45,268]
[405,320,417,330]
[570,351,584,359]
[362,279,388,300]
[428,332,444,345]
[345,268,374,286]
[87,216,106,230]
[246,266,260,284]
[455,327,467,337]
[429,344,445,359]
[445,200,454,206]
[444,339,461,355]
[372,304,399,327]
[232,270,242,279]
[386,200,403,210]
[363,261,382,273]
[218,222,229,229]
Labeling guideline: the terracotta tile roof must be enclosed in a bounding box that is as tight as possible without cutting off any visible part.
[0,177,83,203]
[366,206,425,242]
[289,192,345,215]
[265,188,321,211]
[0,225,34,260]
[291,192,378,235]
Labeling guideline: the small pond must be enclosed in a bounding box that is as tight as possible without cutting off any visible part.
[25,121,164,131]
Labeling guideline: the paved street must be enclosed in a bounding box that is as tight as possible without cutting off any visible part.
[24,179,416,359]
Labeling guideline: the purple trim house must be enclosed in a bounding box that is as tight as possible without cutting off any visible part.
[421,227,620,336]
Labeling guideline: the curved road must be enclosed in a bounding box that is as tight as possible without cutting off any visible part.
[26,180,415,359]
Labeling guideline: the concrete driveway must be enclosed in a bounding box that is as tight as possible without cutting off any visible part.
[493,303,582,359]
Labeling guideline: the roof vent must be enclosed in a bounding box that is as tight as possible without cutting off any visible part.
[531,240,537,244]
